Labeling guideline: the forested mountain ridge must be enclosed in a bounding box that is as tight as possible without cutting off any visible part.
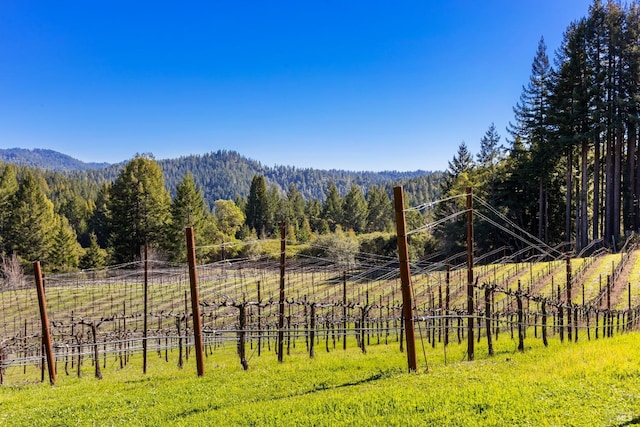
[0,148,110,171]
[18,149,442,206]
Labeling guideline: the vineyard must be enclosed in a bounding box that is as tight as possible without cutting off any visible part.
[1,234,639,385]
[1,190,640,386]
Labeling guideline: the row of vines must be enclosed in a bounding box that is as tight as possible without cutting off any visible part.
[2,231,639,385]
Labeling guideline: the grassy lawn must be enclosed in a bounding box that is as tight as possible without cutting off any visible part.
[1,331,639,426]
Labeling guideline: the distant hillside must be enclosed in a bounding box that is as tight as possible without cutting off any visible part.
[3,148,443,206]
[0,148,110,171]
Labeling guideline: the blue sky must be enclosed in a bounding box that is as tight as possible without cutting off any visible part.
[0,1,593,171]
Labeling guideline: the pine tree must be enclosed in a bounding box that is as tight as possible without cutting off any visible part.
[48,216,80,272]
[108,155,171,263]
[5,171,57,266]
[245,175,269,237]
[0,164,18,254]
[88,183,111,248]
[366,185,393,233]
[79,233,107,270]
[323,181,343,232]
[342,184,368,233]
[168,173,209,262]
[508,37,555,242]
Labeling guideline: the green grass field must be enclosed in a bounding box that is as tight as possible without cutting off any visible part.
[1,331,639,426]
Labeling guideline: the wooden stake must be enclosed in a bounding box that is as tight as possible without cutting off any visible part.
[393,186,417,372]
[185,227,205,376]
[34,261,56,385]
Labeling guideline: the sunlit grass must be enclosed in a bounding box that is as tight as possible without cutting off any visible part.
[2,331,640,426]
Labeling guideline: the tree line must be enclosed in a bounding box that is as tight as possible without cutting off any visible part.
[435,0,640,258]
[0,155,440,277]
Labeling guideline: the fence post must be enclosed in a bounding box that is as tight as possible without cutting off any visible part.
[393,186,418,372]
[185,227,205,377]
[34,261,56,385]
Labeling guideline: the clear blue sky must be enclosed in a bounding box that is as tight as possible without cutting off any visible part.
[0,1,593,171]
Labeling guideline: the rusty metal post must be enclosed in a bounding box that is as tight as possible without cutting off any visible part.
[185,227,205,376]
[393,186,417,372]
[466,186,474,361]
[566,255,572,342]
[34,261,56,385]
[257,280,262,356]
[278,222,286,363]
[343,271,347,350]
[445,264,450,347]
[485,285,493,356]
[143,243,149,374]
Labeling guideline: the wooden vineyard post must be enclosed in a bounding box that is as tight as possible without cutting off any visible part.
[34,261,56,385]
[393,186,418,372]
[466,186,474,361]
[278,222,286,363]
[185,227,205,377]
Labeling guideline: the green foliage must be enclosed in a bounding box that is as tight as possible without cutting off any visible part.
[5,170,57,268]
[341,184,367,233]
[48,216,81,272]
[322,181,343,232]
[168,173,210,262]
[0,163,18,254]
[301,228,359,266]
[245,175,270,237]
[366,185,393,233]
[79,233,107,269]
[108,156,171,263]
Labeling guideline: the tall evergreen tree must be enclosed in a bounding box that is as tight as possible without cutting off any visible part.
[245,175,269,237]
[88,183,111,248]
[322,181,343,232]
[168,173,209,262]
[108,155,171,263]
[366,185,393,233]
[5,171,57,267]
[433,142,475,256]
[341,184,368,233]
[0,164,18,254]
[48,216,80,272]
[508,36,555,243]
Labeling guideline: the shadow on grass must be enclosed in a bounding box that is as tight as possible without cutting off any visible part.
[308,368,401,394]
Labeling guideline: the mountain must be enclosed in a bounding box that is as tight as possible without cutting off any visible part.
[0,148,110,171]
[3,148,443,205]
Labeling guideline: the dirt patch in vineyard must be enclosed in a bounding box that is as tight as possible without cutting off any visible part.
[608,249,639,308]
